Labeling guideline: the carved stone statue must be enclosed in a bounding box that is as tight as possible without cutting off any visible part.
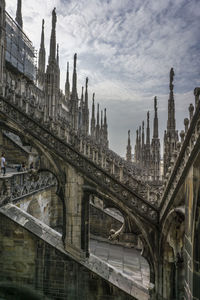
[170,67,174,91]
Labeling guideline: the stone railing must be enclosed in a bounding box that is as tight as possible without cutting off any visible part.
[0,95,159,224]
[160,89,200,221]
[0,171,57,206]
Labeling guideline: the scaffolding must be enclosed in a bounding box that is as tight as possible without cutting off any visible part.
[5,12,36,82]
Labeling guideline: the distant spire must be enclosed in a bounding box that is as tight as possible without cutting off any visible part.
[38,19,46,88]
[81,86,84,106]
[72,53,78,99]
[153,96,158,138]
[56,44,59,65]
[85,77,88,108]
[167,67,176,131]
[15,0,23,28]
[163,67,178,177]
[65,62,70,98]
[40,19,45,49]
[126,130,132,162]
[97,103,100,126]
[145,111,151,173]
[151,96,161,182]
[80,86,84,129]
[49,8,57,63]
[96,103,100,141]
[146,111,150,146]
[103,108,108,147]
[142,121,145,147]
[104,108,107,126]
[135,129,139,162]
[83,77,89,135]
[101,110,103,128]
[92,93,95,119]
[90,93,96,137]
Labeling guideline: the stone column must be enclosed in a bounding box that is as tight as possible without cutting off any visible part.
[64,165,88,259]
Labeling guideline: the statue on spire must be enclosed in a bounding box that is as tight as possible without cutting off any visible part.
[154,96,157,113]
[169,67,174,91]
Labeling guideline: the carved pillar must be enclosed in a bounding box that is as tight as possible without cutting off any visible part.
[81,190,90,257]
[64,165,88,259]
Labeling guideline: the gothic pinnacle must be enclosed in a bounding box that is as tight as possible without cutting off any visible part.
[72,53,78,99]
[65,62,70,98]
[146,111,150,145]
[142,121,144,147]
[90,93,96,137]
[66,62,69,84]
[15,0,23,28]
[104,108,107,125]
[169,67,174,92]
[40,19,45,49]
[92,93,95,118]
[49,8,57,62]
[97,103,100,126]
[101,110,103,128]
[153,96,158,138]
[85,77,88,108]
[74,53,77,70]
[126,129,132,162]
[167,67,176,131]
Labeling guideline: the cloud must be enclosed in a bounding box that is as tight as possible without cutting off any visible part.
[5,0,200,156]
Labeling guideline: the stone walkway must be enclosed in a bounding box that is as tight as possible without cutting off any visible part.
[0,167,26,178]
[90,239,150,288]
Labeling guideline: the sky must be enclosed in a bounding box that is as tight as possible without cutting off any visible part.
[5,0,200,157]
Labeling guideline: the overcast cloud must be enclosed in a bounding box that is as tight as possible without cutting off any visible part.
[5,0,200,156]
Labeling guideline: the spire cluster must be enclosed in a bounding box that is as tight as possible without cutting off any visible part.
[36,7,108,146]
[125,67,181,182]
[127,97,160,182]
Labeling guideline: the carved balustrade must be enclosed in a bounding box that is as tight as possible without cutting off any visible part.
[0,171,57,206]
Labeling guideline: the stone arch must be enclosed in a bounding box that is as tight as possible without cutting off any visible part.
[0,121,66,236]
[160,207,185,300]
[90,196,125,241]
[25,169,63,233]
[82,186,155,288]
